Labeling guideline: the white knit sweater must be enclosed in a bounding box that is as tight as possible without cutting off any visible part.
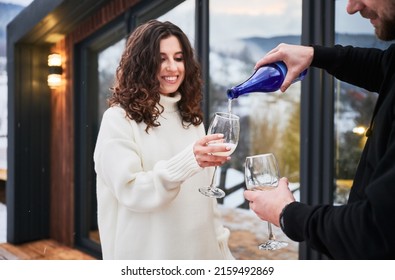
[93,93,234,260]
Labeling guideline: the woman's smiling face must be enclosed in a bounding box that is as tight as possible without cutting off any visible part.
[157,35,185,96]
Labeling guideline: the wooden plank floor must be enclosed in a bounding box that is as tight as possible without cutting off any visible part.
[0,239,96,260]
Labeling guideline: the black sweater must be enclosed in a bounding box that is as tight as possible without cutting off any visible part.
[282,44,395,259]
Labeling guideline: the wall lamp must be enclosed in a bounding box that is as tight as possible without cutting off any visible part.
[47,53,63,88]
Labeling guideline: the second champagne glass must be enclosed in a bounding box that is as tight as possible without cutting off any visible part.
[244,153,288,250]
[199,112,240,198]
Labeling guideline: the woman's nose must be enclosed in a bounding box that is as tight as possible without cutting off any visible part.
[166,60,177,71]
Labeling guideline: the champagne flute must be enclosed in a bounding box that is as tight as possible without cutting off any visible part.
[244,153,288,250]
[199,112,240,198]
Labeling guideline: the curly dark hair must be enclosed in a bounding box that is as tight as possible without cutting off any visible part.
[108,19,203,132]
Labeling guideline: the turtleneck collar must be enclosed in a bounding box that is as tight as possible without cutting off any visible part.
[158,92,181,113]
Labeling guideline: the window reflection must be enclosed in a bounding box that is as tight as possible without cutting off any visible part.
[98,39,126,121]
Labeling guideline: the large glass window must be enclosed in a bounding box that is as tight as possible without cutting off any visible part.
[98,40,126,122]
[209,0,302,259]
[158,0,195,42]
[210,0,304,197]
[333,0,393,204]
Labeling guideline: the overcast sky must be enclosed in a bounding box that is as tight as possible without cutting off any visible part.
[3,0,33,5]
[4,0,32,5]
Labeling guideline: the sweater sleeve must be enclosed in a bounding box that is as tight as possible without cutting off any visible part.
[282,199,395,259]
[94,107,203,212]
[311,44,395,93]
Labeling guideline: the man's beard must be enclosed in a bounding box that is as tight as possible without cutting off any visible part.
[376,17,395,41]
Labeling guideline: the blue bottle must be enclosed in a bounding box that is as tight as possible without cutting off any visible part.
[227,61,307,99]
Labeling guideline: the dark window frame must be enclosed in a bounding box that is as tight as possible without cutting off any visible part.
[299,0,335,259]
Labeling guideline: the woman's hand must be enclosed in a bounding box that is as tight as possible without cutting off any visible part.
[193,134,232,168]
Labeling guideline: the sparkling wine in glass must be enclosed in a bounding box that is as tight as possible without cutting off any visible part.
[244,153,288,250]
[199,112,240,198]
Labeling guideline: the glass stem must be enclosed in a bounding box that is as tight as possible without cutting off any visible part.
[209,166,217,189]
[267,222,276,241]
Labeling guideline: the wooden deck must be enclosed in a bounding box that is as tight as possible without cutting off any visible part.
[0,239,95,260]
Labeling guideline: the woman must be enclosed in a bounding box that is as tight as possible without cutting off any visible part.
[93,19,234,260]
